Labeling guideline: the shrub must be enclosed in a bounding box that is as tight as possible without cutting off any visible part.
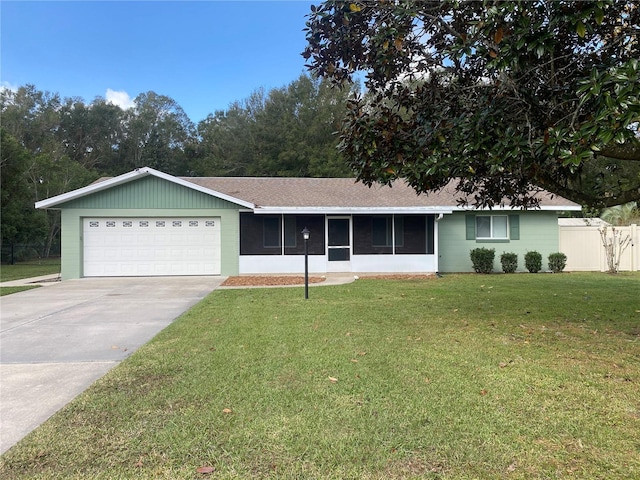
[470,247,495,274]
[500,252,518,273]
[524,251,542,273]
[548,252,567,273]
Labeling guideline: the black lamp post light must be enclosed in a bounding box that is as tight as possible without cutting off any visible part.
[302,227,310,299]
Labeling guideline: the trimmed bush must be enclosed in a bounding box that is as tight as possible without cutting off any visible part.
[524,251,542,273]
[548,252,567,273]
[470,247,495,274]
[500,252,518,273]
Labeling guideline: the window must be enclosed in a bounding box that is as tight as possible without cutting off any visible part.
[284,216,297,248]
[476,215,508,239]
[353,215,392,254]
[240,213,325,256]
[353,215,432,255]
[240,213,281,255]
[467,215,519,241]
[283,215,325,255]
[263,217,281,248]
[372,216,392,247]
[395,215,431,254]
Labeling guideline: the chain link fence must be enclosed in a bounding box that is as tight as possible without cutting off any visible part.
[1,243,61,265]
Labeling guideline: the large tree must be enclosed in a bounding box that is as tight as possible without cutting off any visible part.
[191,90,265,177]
[57,97,127,173]
[191,74,356,178]
[0,87,98,256]
[120,91,196,175]
[0,129,48,253]
[251,73,356,177]
[303,0,640,208]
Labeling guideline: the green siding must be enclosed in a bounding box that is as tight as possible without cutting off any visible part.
[60,211,83,281]
[59,176,240,210]
[438,211,560,272]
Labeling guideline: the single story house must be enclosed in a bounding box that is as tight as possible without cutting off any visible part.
[35,167,581,279]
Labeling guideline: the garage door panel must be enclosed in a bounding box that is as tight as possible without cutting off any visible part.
[103,264,123,276]
[121,264,139,275]
[83,217,221,277]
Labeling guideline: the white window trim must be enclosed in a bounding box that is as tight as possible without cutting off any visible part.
[476,215,509,240]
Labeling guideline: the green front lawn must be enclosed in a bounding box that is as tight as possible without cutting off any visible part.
[0,258,61,282]
[1,273,638,479]
[0,286,40,296]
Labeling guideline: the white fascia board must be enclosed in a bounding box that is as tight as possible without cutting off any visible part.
[450,205,582,212]
[36,168,147,209]
[35,167,255,210]
[252,206,455,215]
[542,205,583,212]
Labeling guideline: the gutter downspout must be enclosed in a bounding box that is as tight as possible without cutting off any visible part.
[434,214,444,274]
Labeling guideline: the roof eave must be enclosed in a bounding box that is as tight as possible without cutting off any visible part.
[252,206,455,215]
[450,205,582,212]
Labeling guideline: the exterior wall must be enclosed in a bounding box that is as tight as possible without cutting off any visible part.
[559,224,638,272]
[238,253,435,275]
[239,255,323,274]
[350,254,435,273]
[438,211,561,272]
[57,177,242,279]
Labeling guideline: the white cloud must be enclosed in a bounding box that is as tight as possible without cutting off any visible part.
[1,81,18,93]
[105,89,135,110]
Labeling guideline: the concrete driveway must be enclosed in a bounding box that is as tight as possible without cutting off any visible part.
[0,276,224,454]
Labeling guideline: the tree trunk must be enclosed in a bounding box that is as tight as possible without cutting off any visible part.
[43,211,61,258]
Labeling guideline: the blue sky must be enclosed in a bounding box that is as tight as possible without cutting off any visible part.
[1,1,316,123]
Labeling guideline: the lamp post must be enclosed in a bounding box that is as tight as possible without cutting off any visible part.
[302,227,310,299]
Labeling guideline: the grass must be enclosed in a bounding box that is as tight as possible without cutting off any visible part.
[1,273,638,479]
[0,258,60,295]
[0,285,40,296]
[0,258,61,282]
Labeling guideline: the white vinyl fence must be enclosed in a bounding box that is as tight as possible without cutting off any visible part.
[559,224,639,272]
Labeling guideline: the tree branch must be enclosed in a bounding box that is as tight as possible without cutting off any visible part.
[598,142,640,162]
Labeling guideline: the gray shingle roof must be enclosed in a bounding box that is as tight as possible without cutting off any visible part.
[182,176,579,210]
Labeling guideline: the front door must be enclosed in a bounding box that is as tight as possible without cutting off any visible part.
[327,217,351,271]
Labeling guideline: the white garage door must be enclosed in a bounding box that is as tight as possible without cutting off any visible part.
[83,217,221,277]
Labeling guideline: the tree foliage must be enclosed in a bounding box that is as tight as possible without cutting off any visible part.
[120,92,196,175]
[0,129,48,247]
[601,202,640,225]
[303,0,640,208]
[0,74,354,258]
[190,74,355,177]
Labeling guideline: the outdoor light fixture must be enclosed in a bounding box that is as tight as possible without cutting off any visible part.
[302,227,310,299]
